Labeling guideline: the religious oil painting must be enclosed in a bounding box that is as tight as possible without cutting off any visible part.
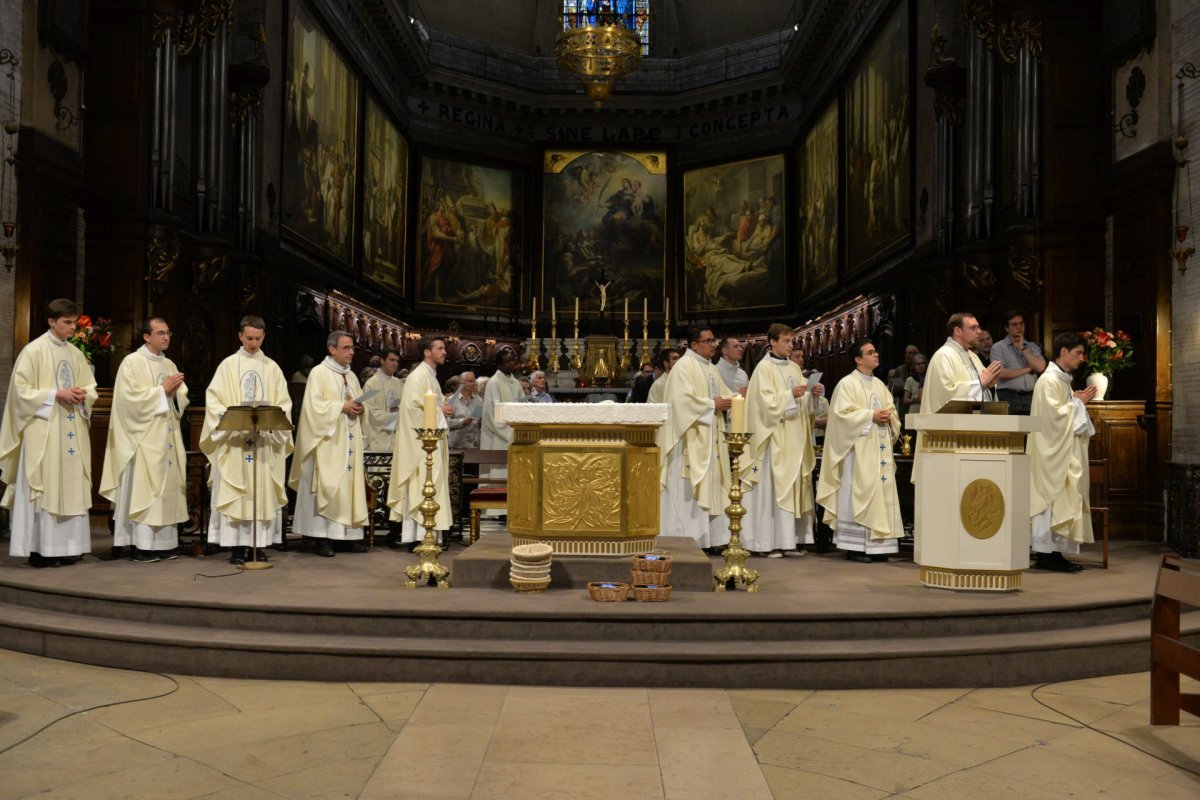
[416,154,520,313]
[845,2,910,272]
[799,100,839,296]
[362,97,409,294]
[682,153,786,314]
[542,150,667,317]
[282,1,359,263]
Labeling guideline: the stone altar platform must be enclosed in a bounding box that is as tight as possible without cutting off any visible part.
[453,535,713,590]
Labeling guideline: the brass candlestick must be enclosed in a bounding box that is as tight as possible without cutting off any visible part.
[619,319,632,371]
[714,431,759,592]
[549,323,558,373]
[640,318,651,369]
[570,322,583,370]
[900,433,913,457]
[404,427,451,589]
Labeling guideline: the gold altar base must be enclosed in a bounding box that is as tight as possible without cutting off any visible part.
[919,565,1023,592]
[507,423,660,555]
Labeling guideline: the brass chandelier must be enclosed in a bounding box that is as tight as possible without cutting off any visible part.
[556,11,643,109]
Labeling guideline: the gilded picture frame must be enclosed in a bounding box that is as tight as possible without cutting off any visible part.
[415,153,521,313]
[282,0,359,264]
[541,150,667,317]
[844,2,911,273]
[362,96,409,294]
[682,153,787,314]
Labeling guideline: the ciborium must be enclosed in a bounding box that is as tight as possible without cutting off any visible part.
[714,431,759,592]
[404,428,451,589]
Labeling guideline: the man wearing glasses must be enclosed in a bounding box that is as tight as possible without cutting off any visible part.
[658,325,734,552]
[100,318,189,562]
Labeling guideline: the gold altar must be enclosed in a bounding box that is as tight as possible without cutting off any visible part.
[501,404,667,555]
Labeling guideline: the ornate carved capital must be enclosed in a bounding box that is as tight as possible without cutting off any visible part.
[963,0,1042,64]
[155,0,235,57]
[192,254,227,296]
[228,90,262,136]
[1008,246,1041,292]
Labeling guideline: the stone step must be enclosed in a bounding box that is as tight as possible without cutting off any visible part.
[2,599,1195,688]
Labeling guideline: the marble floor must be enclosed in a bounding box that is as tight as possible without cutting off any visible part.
[0,649,1196,799]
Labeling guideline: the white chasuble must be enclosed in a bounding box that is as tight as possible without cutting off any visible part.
[741,355,816,552]
[100,346,189,549]
[200,349,293,546]
[480,370,524,482]
[816,371,903,548]
[361,371,404,453]
[658,349,732,546]
[0,332,98,557]
[647,373,670,405]
[289,358,368,538]
[387,362,452,541]
[1028,362,1094,553]
[913,338,988,496]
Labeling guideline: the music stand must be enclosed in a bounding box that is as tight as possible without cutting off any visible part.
[217,403,292,571]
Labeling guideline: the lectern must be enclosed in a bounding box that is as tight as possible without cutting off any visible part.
[908,408,1040,591]
[217,403,292,571]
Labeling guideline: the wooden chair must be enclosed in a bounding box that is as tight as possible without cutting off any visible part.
[1151,554,1200,725]
[1088,458,1110,569]
[468,486,508,543]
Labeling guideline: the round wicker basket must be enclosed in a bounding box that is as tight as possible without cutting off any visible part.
[587,581,629,602]
[631,583,672,602]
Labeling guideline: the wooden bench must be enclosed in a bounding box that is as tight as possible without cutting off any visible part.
[457,449,509,543]
[1151,553,1200,725]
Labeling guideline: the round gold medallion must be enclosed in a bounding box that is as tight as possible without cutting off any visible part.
[959,478,1005,540]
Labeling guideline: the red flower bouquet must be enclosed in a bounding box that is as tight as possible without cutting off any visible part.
[69,314,116,362]
[1078,327,1134,376]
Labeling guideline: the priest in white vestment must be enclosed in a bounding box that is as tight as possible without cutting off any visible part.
[816,339,903,562]
[647,348,680,405]
[742,324,823,558]
[919,312,1003,419]
[1028,333,1097,573]
[0,299,98,567]
[715,337,749,395]
[290,331,368,558]
[480,350,524,485]
[100,317,188,562]
[658,325,734,550]
[388,336,455,545]
[200,315,293,565]
[360,348,404,453]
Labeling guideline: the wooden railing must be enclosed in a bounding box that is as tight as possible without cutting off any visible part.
[1151,553,1200,725]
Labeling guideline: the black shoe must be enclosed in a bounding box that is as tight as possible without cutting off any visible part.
[229,547,246,566]
[406,541,419,553]
[130,548,161,563]
[57,556,78,566]
[1034,552,1077,573]
[28,552,58,568]
[870,554,889,563]
[252,548,270,562]
[847,552,873,564]
[348,541,369,553]
[111,546,126,560]
[314,540,335,558]
[157,549,180,561]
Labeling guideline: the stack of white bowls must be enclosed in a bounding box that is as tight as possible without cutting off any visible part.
[509,543,553,592]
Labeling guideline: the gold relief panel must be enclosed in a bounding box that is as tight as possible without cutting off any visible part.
[541,452,622,532]
[626,451,660,535]
[507,449,539,529]
[959,478,1006,540]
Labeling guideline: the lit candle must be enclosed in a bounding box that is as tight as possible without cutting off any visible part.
[730,395,746,433]
[422,390,437,429]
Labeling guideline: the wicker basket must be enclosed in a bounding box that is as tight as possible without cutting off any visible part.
[632,583,672,602]
[632,553,673,574]
[512,543,554,561]
[510,576,551,593]
[631,568,671,585]
[587,581,629,602]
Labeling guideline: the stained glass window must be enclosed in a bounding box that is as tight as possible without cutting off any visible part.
[563,1,651,56]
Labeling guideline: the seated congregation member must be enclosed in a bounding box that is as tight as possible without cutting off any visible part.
[742,324,822,558]
[1,298,98,568]
[1028,332,1098,573]
[100,317,188,563]
[388,336,454,547]
[816,339,903,563]
[658,325,733,552]
[290,331,368,558]
[360,348,404,452]
[200,315,293,566]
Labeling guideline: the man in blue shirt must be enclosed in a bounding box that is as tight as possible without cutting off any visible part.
[990,310,1046,415]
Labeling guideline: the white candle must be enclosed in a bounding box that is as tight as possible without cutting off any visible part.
[664,297,669,324]
[643,297,648,324]
[532,296,537,322]
[624,297,628,325]
[422,391,437,429]
[574,296,579,323]
[551,296,556,323]
[730,395,746,433]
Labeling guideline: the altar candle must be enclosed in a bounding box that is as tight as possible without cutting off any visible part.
[664,297,670,325]
[532,296,537,322]
[624,297,628,325]
[574,296,579,323]
[730,395,746,433]
[643,297,648,324]
[422,390,437,429]
[551,296,556,323]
